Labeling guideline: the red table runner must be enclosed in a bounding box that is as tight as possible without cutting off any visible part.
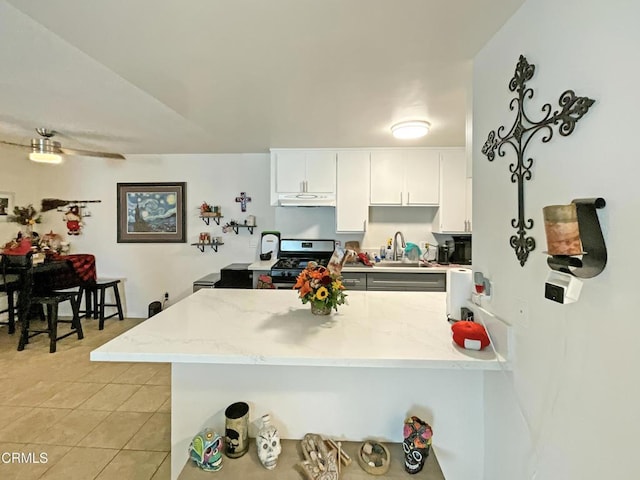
[50,253,97,283]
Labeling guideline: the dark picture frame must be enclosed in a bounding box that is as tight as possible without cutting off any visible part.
[117,182,186,243]
[0,191,14,221]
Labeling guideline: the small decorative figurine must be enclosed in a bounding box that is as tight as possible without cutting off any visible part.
[188,428,223,471]
[402,416,433,474]
[64,205,82,235]
[256,414,281,470]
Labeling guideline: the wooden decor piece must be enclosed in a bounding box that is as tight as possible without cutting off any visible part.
[298,434,340,480]
[482,55,595,266]
[357,441,390,475]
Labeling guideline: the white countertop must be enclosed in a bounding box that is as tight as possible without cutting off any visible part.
[91,289,502,369]
[247,259,277,270]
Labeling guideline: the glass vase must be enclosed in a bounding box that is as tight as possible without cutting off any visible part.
[310,302,332,315]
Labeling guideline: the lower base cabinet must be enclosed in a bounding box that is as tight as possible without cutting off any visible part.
[341,272,367,291]
[342,272,446,292]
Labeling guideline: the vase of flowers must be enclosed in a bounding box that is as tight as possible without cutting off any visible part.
[293,261,347,314]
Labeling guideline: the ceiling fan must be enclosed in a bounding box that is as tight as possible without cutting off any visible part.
[0,128,125,163]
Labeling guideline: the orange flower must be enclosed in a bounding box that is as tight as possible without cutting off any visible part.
[298,281,312,298]
[294,274,306,289]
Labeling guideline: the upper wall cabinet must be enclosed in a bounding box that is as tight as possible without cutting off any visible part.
[433,148,471,233]
[270,150,337,206]
[369,149,440,206]
[336,150,370,232]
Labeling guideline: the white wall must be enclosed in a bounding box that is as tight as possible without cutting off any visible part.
[1,149,443,318]
[473,1,640,479]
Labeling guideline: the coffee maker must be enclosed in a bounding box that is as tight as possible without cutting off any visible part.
[450,235,472,265]
[437,241,453,264]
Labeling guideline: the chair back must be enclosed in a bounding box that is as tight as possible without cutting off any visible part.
[1,252,34,272]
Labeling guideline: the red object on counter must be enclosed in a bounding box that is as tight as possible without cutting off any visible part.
[357,252,373,266]
[451,321,490,351]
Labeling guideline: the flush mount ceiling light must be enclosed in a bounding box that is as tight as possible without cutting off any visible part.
[391,120,431,139]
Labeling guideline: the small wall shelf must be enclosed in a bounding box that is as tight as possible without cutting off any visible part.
[191,242,224,253]
[231,224,256,234]
[199,215,223,226]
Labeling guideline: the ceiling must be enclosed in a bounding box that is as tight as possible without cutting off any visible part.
[0,0,525,155]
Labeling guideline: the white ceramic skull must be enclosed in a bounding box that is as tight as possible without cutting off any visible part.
[256,414,281,470]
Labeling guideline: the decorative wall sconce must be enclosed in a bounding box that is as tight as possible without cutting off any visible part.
[482,55,595,267]
[543,197,607,303]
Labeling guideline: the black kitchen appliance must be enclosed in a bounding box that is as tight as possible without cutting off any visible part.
[269,239,336,289]
[214,263,253,289]
[437,241,453,264]
[450,236,472,265]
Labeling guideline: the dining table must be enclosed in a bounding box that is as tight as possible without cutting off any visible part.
[1,252,96,350]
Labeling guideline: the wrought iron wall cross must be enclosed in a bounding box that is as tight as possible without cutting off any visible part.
[482,55,595,266]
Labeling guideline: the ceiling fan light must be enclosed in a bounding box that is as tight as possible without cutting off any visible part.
[391,120,431,139]
[29,152,63,164]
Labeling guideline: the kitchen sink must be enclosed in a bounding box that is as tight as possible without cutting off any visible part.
[374,261,422,268]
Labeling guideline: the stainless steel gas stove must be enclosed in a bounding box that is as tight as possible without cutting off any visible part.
[269,239,335,288]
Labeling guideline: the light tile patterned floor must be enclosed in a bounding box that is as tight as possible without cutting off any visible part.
[0,317,170,480]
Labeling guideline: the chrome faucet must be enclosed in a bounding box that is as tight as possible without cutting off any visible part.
[392,231,406,261]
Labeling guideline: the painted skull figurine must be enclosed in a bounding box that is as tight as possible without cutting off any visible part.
[256,414,281,470]
[402,416,433,474]
[188,428,223,471]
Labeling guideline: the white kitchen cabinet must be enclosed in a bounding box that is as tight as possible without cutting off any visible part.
[336,150,370,232]
[433,148,471,233]
[274,150,336,193]
[369,149,439,206]
[405,149,440,205]
[271,150,336,205]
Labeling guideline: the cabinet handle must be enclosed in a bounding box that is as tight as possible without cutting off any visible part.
[363,219,367,231]
[407,192,410,204]
[400,192,403,204]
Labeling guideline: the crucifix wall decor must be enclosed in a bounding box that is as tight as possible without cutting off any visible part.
[235,192,252,212]
[482,55,595,266]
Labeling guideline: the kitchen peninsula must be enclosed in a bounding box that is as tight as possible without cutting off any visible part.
[91,289,504,480]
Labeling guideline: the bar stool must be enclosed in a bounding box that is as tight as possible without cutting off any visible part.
[0,275,19,334]
[78,279,124,330]
[18,291,84,353]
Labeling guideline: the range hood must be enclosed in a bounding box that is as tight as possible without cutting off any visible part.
[277,193,336,207]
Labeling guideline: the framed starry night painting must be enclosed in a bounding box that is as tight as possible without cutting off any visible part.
[116,182,186,243]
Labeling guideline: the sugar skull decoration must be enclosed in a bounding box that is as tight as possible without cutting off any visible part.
[256,414,281,470]
[188,428,223,471]
[402,416,433,474]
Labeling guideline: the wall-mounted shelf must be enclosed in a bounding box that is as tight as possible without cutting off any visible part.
[191,242,224,252]
[199,215,223,226]
[230,224,256,234]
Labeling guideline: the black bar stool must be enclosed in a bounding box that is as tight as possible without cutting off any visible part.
[20,291,84,353]
[78,279,124,330]
[0,274,19,334]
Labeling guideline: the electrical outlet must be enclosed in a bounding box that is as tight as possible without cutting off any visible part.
[164,292,169,301]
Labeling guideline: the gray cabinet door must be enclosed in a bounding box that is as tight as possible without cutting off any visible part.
[341,272,367,291]
[366,272,446,292]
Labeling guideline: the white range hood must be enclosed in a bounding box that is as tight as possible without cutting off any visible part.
[277,193,336,207]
